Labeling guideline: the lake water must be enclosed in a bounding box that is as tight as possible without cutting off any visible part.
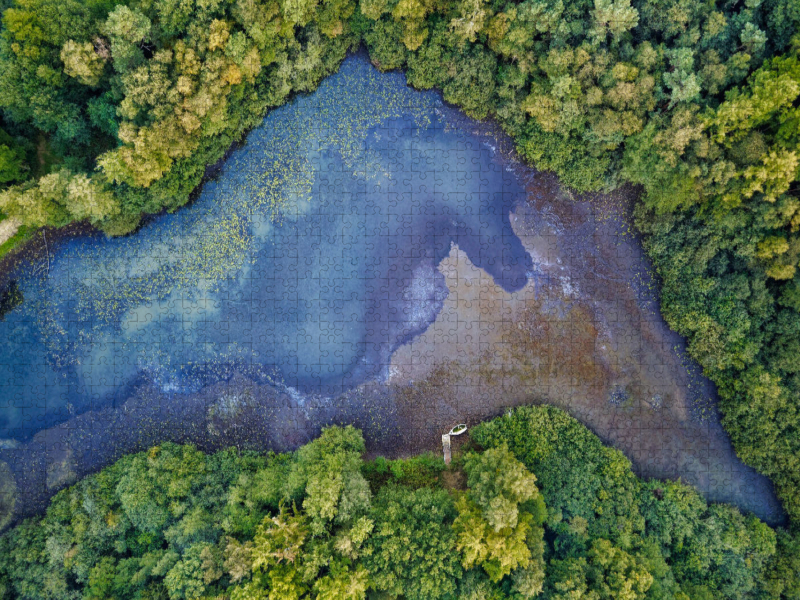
[0,54,531,440]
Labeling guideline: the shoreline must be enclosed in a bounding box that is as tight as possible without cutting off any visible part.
[0,182,785,528]
[0,52,786,530]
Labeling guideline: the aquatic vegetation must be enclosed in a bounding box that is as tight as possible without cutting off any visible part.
[0,56,529,439]
[0,281,21,321]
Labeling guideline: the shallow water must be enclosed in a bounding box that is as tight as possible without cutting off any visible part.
[0,54,784,527]
[0,54,531,440]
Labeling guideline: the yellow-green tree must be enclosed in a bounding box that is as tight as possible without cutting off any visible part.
[453,445,546,583]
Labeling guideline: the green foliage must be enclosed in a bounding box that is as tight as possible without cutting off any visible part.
[363,17,407,70]
[60,40,106,87]
[0,415,795,600]
[453,496,535,582]
[0,0,360,230]
[517,121,611,192]
[361,451,445,491]
[0,168,120,227]
[471,405,787,600]
[289,425,370,534]
[364,485,462,599]
[456,569,509,600]
[0,127,27,184]
[463,444,540,532]
[0,144,24,184]
[471,405,645,547]
[627,46,800,528]
[764,527,800,599]
[451,445,546,584]
[546,538,654,600]
[222,453,292,538]
[312,559,370,599]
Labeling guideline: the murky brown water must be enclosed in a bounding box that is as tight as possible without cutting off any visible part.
[388,170,783,523]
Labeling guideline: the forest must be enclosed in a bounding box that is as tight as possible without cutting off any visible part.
[0,406,798,600]
[0,0,799,595]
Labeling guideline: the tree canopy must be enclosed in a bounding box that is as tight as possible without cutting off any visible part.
[0,408,797,599]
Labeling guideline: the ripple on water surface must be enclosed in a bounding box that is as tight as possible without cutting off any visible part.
[0,54,531,440]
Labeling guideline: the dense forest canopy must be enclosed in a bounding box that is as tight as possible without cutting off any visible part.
[1,407,798,599]
[0,0,799,593]
[2,0,797,232]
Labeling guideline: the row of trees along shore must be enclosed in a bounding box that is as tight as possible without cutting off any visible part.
[1,406,799,599]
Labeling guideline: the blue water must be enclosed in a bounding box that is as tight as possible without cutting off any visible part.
[0,54,532,440]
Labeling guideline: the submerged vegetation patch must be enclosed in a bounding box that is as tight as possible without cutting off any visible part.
[0,280,21,321]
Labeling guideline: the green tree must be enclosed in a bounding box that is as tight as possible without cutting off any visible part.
[102,5,150,73]
[312,558,370,600]
[547,539,653,600]
[286,425,371,535]
[60,40,106,87]
[0,127,26,184]
[454,446,545,583]
[364,485,462,600]
[463,445,540,532]
[164,543,212,600]
[453,496,535,582]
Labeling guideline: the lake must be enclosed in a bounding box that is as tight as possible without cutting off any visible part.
[0,54,530,440]
[0,53,784,526]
